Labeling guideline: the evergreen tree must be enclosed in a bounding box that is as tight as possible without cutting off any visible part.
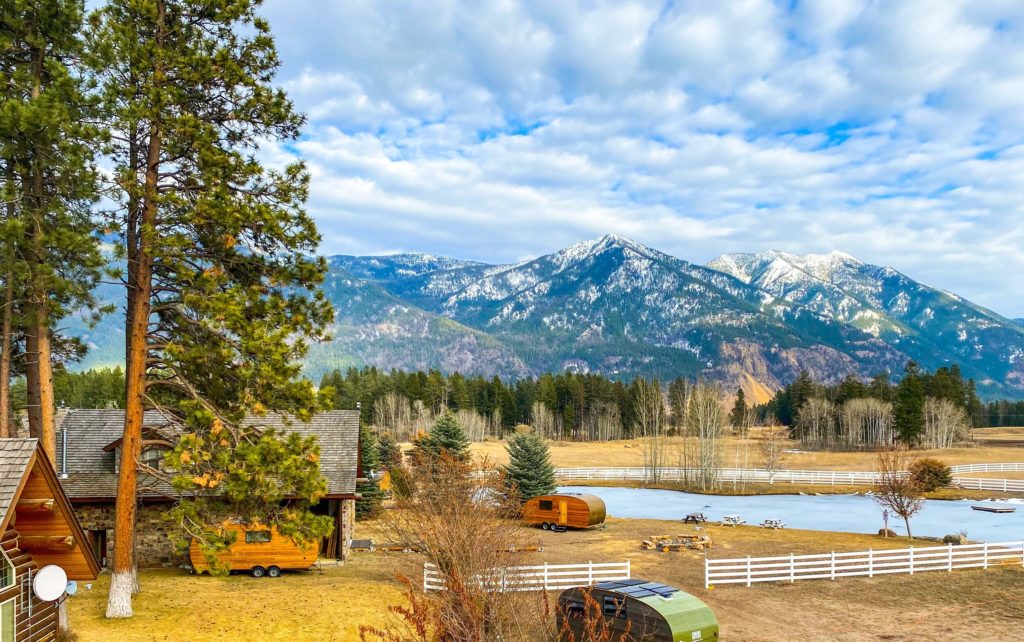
[894,361,926,443]
[355,424,383,520]
[729,388,747,427]
[502,431,556,502]
[413,410,471,464]
[0,0,105,458]
[89,0,333,616]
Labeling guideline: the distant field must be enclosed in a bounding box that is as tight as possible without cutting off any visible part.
[70,517,1024,641]
[469,429,1024,471]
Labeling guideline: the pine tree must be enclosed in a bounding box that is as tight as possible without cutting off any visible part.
[0,0,105,458]
[89,0,333,617]
[729,388,747,428]
[355,424,384,520]
[413,410,471,463]
[502,431,556,502]
[894,361,926,443]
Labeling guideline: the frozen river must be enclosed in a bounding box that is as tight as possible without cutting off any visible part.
[561,486,1024,542]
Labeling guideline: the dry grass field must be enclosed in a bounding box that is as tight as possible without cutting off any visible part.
[69,517,1024,641]
[470,429,1024,471]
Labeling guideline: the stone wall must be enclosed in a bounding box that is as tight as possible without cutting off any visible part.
[73,502,183,568]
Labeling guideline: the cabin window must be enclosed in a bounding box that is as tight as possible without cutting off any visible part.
[539,500,553,511]
[245,530,272,544]
[141,447,167,470]
[0,597,13,642]
[602,595,626,619]
[0,548,12,590]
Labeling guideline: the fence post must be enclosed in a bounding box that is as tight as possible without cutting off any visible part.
[831,471,836,486]
[746,556,752,587]
[984,542,989,570]
[588,561,593,585]
[909,547,914,575]
[543,562,549,591]
[626,558,631,580]
[830,551,835,580]
[790,553,795,583]
[704,557,709,590]
[423,563,428,591]
[868,549,873,578]
[948,544,953,572]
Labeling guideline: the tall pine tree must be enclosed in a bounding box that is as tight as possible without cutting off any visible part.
[502,431,556,502]
[894,361,926,443]
[89,0,333,617]
[0,0,104,457]
[413,410,471,464]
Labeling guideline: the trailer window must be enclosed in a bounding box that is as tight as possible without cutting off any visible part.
[539,500,553,511]
[245,530,272,544]
[603,596,626,619]
[564,597,586,618]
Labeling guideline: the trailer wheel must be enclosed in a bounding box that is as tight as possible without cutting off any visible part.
[250,566,266,578]
[541,522,549,530]
[267,566,281,578]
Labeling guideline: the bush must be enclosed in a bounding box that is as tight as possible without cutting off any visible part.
[908,457,952,491]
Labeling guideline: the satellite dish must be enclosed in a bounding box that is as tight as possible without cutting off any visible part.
[33,565,68,602]
[65,580,78,596]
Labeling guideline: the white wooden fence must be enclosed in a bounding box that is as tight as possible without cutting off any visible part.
[705,540,1024,588]
[950,462,1024,473]
[423,560,630,592]
[554,465,1024,492]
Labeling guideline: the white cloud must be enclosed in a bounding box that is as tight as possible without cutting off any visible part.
[260,0,1024,316]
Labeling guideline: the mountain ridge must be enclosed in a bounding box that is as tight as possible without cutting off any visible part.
[67,236,1024,400]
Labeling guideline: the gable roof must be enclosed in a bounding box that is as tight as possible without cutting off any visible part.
[0,439,101,581]
[0,439,38,526]
[56,409,360,500]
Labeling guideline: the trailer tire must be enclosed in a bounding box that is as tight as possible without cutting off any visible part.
[250,566,266,578]
[541,522,549,530]
[267,566,281,578]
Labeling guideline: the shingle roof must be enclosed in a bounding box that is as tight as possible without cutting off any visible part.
[56,409,360,500]
[0,438,38,525]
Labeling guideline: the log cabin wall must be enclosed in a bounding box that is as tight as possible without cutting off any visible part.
[1,526,57,642]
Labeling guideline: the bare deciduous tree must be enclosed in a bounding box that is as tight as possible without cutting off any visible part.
[759,422,790,484]
[375,391,414,439]
[838,398,894,449]
[874,446,925,539]
[688,382,724,491]
[532,402,561,441]
[633,379,666,485]
[921,397,969,449]
[796,397,836,449]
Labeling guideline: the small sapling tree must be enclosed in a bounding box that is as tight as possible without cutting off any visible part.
[874,446,925,539]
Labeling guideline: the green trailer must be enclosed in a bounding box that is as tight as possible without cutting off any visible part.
[557,579,718,642]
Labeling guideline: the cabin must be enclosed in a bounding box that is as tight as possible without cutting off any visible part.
[189,523,318,577]
[53,409,360,568]
[523,493,606,530]
[557,579,718,642]
[0,438,101,641]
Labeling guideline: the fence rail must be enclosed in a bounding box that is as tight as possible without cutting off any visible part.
[950,462,1024,473]
[705,540,1024,588]
[554,465,1024,492]
[423,560,630,593]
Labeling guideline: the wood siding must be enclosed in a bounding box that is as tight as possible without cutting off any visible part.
[190,524,318,574]
[523,494,606,529]
[1,526,58,642]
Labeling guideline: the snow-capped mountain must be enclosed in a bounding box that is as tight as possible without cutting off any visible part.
[708,249,1024,396]
[70,236,1024,400]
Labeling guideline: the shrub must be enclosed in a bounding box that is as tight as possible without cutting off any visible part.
[908,457,952,491]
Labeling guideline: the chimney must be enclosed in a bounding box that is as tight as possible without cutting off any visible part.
[59,427,69,479]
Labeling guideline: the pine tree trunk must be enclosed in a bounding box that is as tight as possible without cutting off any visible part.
[0,275,12,438]
[24,37,55,462]
[25,329,42,437]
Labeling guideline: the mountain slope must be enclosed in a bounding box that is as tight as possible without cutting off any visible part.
[708,250,1024,396]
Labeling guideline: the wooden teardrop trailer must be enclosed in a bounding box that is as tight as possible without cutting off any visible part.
[523,493,606,530]
[189,523,317,577]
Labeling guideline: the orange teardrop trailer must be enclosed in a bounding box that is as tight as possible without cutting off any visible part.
[522,493,606,530]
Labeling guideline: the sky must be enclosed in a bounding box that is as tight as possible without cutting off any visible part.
[258,0,1024,318]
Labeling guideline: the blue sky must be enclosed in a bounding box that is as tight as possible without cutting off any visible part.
[258,0,1024,317]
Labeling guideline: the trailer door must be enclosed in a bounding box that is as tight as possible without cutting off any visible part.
[559,500,568,525]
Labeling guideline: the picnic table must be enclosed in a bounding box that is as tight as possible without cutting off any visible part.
[760,519,786,529]
[682,512,707,524]
[721,515,746,527]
